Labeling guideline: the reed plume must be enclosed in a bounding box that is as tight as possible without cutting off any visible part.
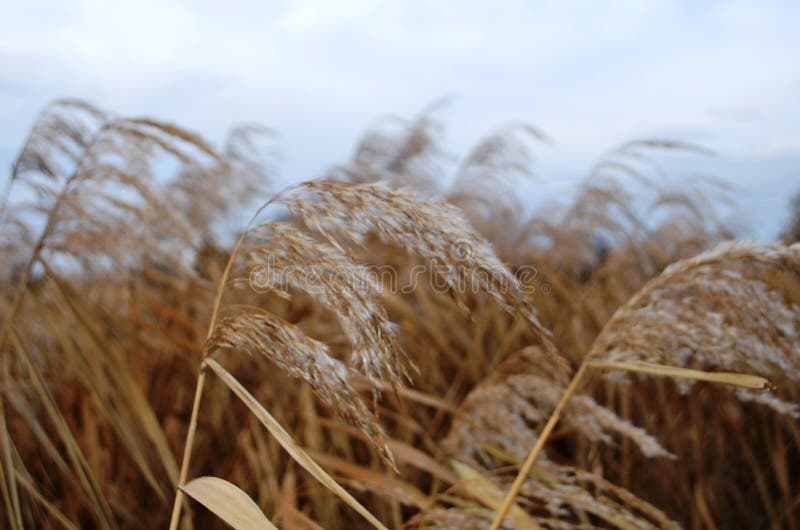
[590,240,800,415]
[166,123,276,230]
[277,179,555,346]
[1,99,276,529]
[443,372,672,467]
[240,221,409,395]
[447,123,547,256]
[330,101,447,192]
[781,191,800,244]
[206,310,391,462]
[406,461,680,529]
[490,241,787,529]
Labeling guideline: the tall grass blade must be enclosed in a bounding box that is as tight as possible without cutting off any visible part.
[205,358,390,530]
[10,330,118,530]
[0,396,23,530]
[588,360,771,390]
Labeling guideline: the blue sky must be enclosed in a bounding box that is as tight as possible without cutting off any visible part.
[1,0,799,238]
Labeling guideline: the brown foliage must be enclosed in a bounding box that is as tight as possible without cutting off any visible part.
[0,100,798,529]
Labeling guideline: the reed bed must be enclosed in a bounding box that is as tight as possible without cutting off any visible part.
[0,100,798,529]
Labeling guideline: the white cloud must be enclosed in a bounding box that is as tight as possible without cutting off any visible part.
[1,0,799,237]
[279,0,377,31]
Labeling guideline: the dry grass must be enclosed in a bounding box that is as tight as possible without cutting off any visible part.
[0,99,798,529]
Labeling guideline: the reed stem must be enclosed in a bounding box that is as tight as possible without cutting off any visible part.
[489,362,589,530]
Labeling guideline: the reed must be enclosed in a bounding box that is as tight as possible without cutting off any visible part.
[1,99,798,529]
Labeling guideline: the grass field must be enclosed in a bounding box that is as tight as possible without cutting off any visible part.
[0,99,798,529]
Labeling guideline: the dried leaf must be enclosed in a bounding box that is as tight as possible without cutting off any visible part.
[181,476,278,530]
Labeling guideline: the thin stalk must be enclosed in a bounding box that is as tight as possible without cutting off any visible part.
[167,370,206,530]
[488,362,589,530]
[168,198,277,530]
[489,357,770,529]
[0,396,23,530]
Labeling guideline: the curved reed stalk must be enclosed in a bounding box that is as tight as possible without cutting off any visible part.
[168,199,409,528]
[167,197,277,530]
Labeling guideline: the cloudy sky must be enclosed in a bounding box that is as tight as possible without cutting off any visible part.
[1,0,799,238]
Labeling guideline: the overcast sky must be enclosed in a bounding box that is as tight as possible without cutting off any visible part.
[1,0,799,238]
